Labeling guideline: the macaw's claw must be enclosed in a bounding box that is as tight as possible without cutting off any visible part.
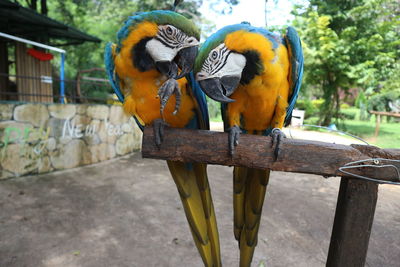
[270,128,286,161]
[228,125,241,156]
[158,78,181,117]
[153,118,169,148]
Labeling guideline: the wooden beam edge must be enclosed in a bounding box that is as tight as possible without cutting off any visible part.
[141,126,400,182]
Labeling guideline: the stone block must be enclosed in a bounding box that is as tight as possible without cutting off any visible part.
[115,134,134,155]
[107,144,116,159]
[76,104,88,115]
[50,139,85,169]
[14,104,49,127]
[48,104,76,119]
[83,133,101,146]
[1,143,38,175]
[0,121,32,143]
[47,118,65,138]
[0,104,14,120]
[46,138,56,151]
[72,115,91,125]
[87,105,109,120]
[38,156,52,173]
[0,170,13,180]
[109,105,130,125]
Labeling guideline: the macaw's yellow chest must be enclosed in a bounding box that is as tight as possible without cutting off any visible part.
[122,76,196,128]
[226,74,290,132]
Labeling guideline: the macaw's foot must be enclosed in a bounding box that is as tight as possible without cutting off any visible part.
[228,126,241,156]
[270,128,286,161]
[153,118,169,148]
[158,78,181,117]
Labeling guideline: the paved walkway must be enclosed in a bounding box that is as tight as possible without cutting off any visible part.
[1,153,399,267]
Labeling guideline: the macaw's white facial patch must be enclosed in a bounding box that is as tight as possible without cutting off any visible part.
[145,38,177,62]
[145,24,199,63]
[197,43,246,81]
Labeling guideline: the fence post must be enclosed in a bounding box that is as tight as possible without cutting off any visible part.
[60,53,65,103]
[327,177,378,266]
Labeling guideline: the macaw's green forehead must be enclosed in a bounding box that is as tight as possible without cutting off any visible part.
[117,10,200,43]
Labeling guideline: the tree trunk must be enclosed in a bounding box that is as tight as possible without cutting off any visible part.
[30,0,37,11]
[41,0,47,15]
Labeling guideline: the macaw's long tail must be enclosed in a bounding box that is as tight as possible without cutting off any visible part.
[233,167,270,267]
[167,161,221,267]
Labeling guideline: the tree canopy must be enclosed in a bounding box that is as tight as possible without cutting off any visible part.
[293,0,400,124]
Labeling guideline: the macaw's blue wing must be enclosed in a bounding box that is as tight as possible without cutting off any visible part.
[105,42,124,102]
[186,72,210,130]
[284,26,304,126]
[104,42,144,131]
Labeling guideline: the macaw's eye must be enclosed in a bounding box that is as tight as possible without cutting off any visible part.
[211,51,218,60]
[166,26,173,35]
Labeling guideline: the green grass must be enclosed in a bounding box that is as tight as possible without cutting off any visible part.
[209,115,223,122]
[304,115,400,149]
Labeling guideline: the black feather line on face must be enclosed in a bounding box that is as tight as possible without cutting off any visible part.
[132,37,155,72]
[155,36,175,49]
[239,50,263,85]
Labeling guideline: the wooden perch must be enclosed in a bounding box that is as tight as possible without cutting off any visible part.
[142,126,400,183]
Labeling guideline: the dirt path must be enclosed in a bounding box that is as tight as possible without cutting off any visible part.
[1,153,399,267]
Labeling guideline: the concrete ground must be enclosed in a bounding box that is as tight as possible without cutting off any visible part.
[1,152,400,267]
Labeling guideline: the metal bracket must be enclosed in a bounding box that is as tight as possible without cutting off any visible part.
[339,158,400,185]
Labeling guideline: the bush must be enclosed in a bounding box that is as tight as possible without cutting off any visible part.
[339,108,358,120]
[312,99,325,109]
[296,99,317,118]
[355,91,367,108]
[207,97,221,120]
[368,89,400,112]
[340,103,350,109]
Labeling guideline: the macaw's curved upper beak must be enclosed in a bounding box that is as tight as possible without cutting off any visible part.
[198,75,240,103]
[175,46,198,79]
[155,46,198,79]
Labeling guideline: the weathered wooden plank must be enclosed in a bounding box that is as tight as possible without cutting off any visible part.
[141,126,400,182]
[370,110,400,118]
[326,177,378,267]
[374,114,381,137]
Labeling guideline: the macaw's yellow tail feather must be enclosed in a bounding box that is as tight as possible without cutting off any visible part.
[167,161,221,267]
[233,167,270,267]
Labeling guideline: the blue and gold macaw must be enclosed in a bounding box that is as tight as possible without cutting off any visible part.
[104,10,221,267]
[194,23,303,266]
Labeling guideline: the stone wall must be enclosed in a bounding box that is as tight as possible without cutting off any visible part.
[0,103,142,179]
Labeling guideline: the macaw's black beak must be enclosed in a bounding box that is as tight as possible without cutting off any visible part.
[175,46,198,79]
[155,61,179,79]
[198,76,240,103]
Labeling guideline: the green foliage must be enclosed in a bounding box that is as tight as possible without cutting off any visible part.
[312,99,325,109]
[295,98,325,119]
[339,107,358,120]
[355,91,366,108]
[296,99,316,118]
[340,103,350,109]
[368,89,400,112]
[206,97,221,120]
[293,0,400,125]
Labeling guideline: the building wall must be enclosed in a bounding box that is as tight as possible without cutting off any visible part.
[15,43,53,103]
[0,103,142,179]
